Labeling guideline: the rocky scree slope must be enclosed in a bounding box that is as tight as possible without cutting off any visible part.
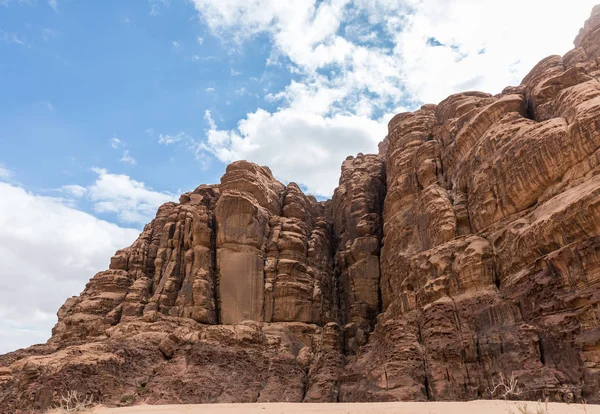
[3,6,600,413]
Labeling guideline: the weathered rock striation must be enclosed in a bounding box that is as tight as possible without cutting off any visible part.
[3,6,600,413]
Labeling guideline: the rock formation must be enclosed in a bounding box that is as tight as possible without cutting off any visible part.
[3,5,600,413]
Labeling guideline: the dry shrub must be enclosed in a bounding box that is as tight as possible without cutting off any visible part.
[49,390,94,413]
[488,372,522,400]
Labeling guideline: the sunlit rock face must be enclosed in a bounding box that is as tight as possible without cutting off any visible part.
[342,6,600,402]
[3,6,600,413]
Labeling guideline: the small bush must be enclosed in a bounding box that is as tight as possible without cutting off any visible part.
[136,381,148,394]
[119,394,136,406]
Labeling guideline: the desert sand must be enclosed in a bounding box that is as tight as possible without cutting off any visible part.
[91,401,598,414]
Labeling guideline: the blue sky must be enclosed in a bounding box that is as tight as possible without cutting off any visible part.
[1,0,280,203]
[0,0,598,353]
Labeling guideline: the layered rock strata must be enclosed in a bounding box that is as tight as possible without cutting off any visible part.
[341,6,600,401]
[2,5,600,413]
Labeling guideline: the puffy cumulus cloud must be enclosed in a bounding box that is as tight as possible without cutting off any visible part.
[0,168,175,351]
[193,0,597,102]
[0,182,140,353]
[392,0,599,104]
[190,0,411,195]
[191,0,597,196]
[192,0,407,110]
[60,184,87,198]
[87,168,176,225]
[202,108,386,196]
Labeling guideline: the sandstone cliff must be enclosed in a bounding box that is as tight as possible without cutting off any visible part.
[2,6,600,413]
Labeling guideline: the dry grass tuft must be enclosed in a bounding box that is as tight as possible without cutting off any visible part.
[515,401,547,414]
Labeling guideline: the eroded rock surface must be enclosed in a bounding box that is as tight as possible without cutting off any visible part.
[3,6,600,413]
[342,6,600,402]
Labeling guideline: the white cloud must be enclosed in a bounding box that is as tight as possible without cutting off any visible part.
[390,0,599,104]
[205,87,215,92]
[202,108,386,196]
[190,0,598,196]
[158,131,188,145]
[47,0,57,12]
[0,30,30,47]
[156,129,212,169]
[149,0,169,16]
[203,110,218,129]
[197,36,204,45]
[189,1,411,195]
[0,182,139,353]
[120,150,136,166]
[0,163,13,180]
[110,137,122,148]
[57,170,175,226]
[88,168,175,224]
[60,184,87,198]
[172,40,182,51]
[40,28,57,41]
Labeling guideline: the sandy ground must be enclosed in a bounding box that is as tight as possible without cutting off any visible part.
[90,401,598,414]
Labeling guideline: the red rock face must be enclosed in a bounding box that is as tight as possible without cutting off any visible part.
[2,6,600,413]
[341,6,600,403]
[332,154,386,353]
